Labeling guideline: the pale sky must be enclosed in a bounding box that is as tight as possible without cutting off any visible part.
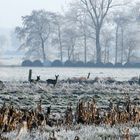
[0,0,71,28]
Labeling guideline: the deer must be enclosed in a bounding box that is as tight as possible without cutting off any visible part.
[30,76,40,83]
[68,72,91,84]
[78,72,91,81]
[46,75,59,87]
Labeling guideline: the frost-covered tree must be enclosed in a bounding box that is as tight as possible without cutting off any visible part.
[51,14,65,62]
[63,2,97,63]
[80,0,114,63]
[14,1,140,65]
[15,10,54,64]
[124,34,137,63]
[75,6,93,63]
[62,8,79,62]
[62,27,78,61]
[112,3,139,64]
[101,27,114,63]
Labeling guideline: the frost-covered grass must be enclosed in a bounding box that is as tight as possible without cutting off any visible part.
[1,80,140,113]
[1,67,140,139]
[3,124,140,140]
[0,80,140,139]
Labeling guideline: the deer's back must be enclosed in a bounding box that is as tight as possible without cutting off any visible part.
[47,79,56,83]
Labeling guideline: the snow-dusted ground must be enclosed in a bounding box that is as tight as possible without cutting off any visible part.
[1,67,140,139]
[1,80,140,113]
[3,124,140,140]
[1,80,140,139]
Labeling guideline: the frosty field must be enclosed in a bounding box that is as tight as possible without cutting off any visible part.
[1,67,140,140]
[1,67,140,81]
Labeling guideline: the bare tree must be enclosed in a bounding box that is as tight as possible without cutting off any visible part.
[66,3,93,63]
[80,0,113,63]
[61,7,79,62]
[78,11,88,63]
[62,28,77,61]
[125,38,137,63]
[113,10,130,64]
[51,14,65,62]
[101,28,113,63]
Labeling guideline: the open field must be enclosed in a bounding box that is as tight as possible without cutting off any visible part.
[0,67,140,139]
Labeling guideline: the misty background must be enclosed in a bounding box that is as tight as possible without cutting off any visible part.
[0,0,140,66]
[0,0,70,65]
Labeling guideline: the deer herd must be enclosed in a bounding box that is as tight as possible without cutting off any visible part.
[29,73,91,85]
[28,72,140,87]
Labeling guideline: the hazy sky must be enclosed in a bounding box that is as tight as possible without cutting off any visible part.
[0,0,138,28]
[0,0,71,28]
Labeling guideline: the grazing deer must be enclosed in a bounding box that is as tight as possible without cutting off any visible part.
[68,73,91,84]
[77,72,91,81]
[46,75,59,87]
[30,76,40,83]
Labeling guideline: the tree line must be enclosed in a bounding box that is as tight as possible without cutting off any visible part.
[15,0,140,66]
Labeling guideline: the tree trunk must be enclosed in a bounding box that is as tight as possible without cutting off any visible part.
[96,28,101,63]
[68,47,70,61]
[72,45,75,62]
[127,47,131,63]
[84,33,87,64]
[107,47,110,63]
[58,26,63,62]
[121,27,124,64]
[115,25,119,64]
[40,37,46,64]
[104,42,107,63]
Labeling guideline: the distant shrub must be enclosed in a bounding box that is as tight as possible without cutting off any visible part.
[105,62,114,67]
[114,63,122,67]
[133,63,140,68]
[75,61,85,67]
[43,60,51,67]
[32,60,43,67]
[64,60,74,67]
[51,60,63,67]
[124,62,133,67]
[95,62,105,67]
[86,61,95,67]
[21,60,33,67]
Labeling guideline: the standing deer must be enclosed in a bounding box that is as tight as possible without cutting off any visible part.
[46,75,59,87]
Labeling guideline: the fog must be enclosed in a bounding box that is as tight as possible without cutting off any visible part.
[0,0,139,66]
[0,0,71,28]
[0,0,71,65]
